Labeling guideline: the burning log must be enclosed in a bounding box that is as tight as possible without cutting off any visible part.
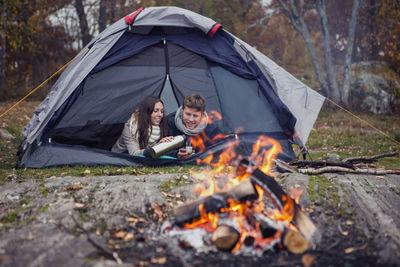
[211,225,240,251]
[246,211,278,239]
[173,178,258,226]
[248,166,316,241]
[282,228,310,254]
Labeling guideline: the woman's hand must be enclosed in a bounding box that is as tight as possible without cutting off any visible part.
[157,136,175,144]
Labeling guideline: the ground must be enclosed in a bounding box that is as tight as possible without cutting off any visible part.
[0,171,399,267]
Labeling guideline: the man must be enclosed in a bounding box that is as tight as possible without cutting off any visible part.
[168,93,219,160]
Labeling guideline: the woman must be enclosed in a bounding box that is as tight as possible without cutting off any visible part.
[112,96,172,155]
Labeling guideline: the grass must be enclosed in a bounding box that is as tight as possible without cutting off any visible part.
[0,101,399,182]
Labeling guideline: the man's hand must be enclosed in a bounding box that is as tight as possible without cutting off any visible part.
[177,147,193,160]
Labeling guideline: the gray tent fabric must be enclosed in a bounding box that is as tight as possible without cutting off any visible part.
[19,6,325,168]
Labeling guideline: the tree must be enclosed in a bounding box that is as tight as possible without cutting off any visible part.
[74,0,92,47]
[275,0,363,105]
[0,0,6,91]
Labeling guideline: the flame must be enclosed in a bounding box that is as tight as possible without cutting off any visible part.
[180,126,304,252]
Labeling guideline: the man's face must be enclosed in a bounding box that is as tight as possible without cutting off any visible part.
[182,107,203,130]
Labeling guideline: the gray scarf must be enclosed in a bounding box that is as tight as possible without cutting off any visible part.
[174,106,208,136]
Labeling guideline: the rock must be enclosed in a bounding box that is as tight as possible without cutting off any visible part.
[322,153,341,162]
[350,61,400,114]
[0,128,14,139]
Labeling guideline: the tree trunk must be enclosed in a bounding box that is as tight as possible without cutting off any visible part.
[315,0,340,102]
[98,0,108,33]
[278,0,329,96]
[341,0,362,105]
[74,0,92,47]
[0,0,6,91]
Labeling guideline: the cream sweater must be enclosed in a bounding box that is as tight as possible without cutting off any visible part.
[111,117,160,155]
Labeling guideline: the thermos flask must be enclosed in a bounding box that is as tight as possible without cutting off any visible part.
[149,135,186,158]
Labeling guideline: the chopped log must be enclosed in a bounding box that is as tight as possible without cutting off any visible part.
[211,225,240,251]
[342,152,398,164]
[297,167,400,175]
[173,178,258,226]
[248,166,316,241]
[283,228,310,254]
[246,211,278,238]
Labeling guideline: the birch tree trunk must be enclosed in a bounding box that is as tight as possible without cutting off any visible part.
[277,0,329,96]
[0,0,6,91]
[74,0,92,47]
[341,0,362,105]
[315,0,340,102]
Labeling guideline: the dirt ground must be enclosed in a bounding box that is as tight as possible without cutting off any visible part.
[0,172,399,267]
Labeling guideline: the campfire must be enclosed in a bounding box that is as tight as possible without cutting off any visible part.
[162,134,317,254]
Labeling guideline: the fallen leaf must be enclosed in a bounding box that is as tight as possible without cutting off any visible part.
[26,233,35,240]
[139,260,149,266]
[344,244,367,254]
[151,257,167,264]
[83,169,90,174]
[123,233,134,242]
[346,220,354,226]
[340,231,349,236]
[114,231,127,239]
[301,254,316,267]
[74,203,85,209]
[125,217,138,223]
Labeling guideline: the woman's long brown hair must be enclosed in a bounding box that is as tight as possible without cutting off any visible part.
[135,96,168,149]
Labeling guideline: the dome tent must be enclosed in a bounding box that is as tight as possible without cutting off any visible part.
[18,6,325,168]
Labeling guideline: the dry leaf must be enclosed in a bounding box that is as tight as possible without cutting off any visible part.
[344,244,367,254]
[26,233,35,240]
[83,169,90,174]
[151,257,167,264]
[301,254,316,267]
[346,220,354,226]
[114,231,127,239]
[123,233,134,242]
[74,203,85,209]
[341,231,349,236]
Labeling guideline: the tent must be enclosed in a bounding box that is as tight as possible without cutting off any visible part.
[17,6,325,168]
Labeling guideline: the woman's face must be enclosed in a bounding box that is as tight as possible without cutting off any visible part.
[151,101,164,126]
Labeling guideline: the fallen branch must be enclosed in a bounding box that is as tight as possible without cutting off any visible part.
[70,215,123,264]
[342,152,398,164]
[289,160,355,169]
[297,166,400,175]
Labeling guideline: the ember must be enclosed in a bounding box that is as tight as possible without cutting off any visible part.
[163,116,317,254]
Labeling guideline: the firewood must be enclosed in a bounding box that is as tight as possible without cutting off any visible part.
[283,228,309,254]
[173,178,258,226]
[211,225,240,251]
[248,167,316,241]
[246,211,278,238]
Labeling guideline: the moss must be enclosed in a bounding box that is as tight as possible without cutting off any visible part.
[1,211,19,224]
[39,181,50,196]
[307,176,317,202]
[37,205,50,212]
[160,174,190,193]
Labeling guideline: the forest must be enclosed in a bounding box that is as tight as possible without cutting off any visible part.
[1,0,399,108]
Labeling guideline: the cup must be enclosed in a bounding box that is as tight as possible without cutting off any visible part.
[186,146,193,155]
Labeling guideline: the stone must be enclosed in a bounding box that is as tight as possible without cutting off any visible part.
[0,128,14,139]
[349,61,400,114]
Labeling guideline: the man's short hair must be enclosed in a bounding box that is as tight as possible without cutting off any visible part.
[183,94,206,112]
